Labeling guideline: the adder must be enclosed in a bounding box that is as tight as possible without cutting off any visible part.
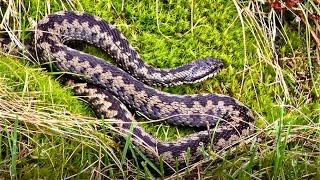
[0,11,255,172]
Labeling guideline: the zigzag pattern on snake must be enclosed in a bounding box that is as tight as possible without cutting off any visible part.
[0,11,255,172]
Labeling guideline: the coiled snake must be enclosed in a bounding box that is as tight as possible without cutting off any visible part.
[0,11,255,172]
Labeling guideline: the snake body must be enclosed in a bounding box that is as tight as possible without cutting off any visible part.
[1,11,255,172]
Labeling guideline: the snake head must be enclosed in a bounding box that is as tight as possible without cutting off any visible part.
[182,57,224,83]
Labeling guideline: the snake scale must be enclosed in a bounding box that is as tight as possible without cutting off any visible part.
[0,11,255,172]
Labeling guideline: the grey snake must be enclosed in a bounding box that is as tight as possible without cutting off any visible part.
[0,11,256,173]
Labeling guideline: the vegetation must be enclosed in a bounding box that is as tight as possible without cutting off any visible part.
[0,0,319,179]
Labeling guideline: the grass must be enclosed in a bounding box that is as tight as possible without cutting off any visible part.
[0,0,319,179]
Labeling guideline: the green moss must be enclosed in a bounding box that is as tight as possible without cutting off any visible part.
[0,57,91,115]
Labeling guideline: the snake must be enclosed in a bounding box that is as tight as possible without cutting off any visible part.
[0,11,255,172]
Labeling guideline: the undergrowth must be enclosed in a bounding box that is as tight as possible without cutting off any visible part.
[0,0,319,179]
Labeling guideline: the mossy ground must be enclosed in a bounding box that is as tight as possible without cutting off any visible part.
[0,0,319,179]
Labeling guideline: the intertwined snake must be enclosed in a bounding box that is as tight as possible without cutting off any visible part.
[0,11,255,172]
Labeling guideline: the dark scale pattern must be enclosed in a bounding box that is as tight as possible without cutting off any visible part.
[0,11,256,173]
